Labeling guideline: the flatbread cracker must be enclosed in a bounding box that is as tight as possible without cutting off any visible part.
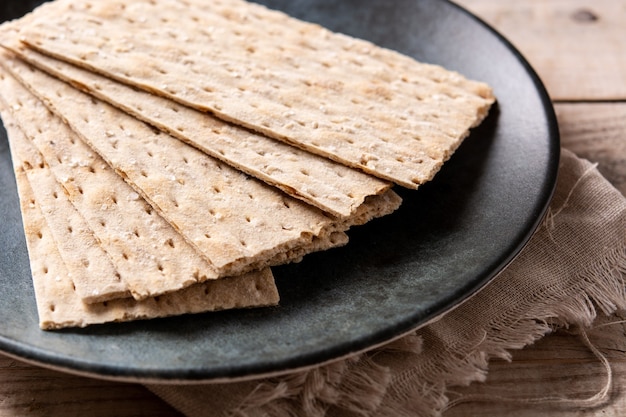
[0,4,409,330]
[2,41,390,218]
[17,0,495,188]
[0,65,224,300]
[2,55,401,278]
[0,106,279,329]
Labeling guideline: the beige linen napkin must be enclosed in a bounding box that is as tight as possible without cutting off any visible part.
[147,148,626,417]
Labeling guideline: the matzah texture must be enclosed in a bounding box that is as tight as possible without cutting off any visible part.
[3,42,391,218]
[1,107,279,329]
[0,0,496,329]
[3,55,401,278]
[5,121,130,303]
[17,0,494,188]
[0,64,224,300]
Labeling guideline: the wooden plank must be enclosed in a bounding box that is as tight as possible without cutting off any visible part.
[0,354,181,417]
[454,0,626,101]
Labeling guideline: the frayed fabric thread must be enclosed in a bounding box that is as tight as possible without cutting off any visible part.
[369,248,626,417]
[230,356,394,417]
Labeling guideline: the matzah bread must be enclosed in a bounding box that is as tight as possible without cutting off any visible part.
[0,0,496,330]
[2,55,401,278]
[17,0,495,189]
[0,65,222,300]
[2,41,391,218]
[0,107,279,329]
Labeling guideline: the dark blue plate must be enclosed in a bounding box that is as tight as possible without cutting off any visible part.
[0,0,559,382]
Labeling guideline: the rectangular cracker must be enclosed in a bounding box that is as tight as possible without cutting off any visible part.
[0,105,279,329]
[3,39,390,219]
[0,65,224,300]
[17,0,495,189]
[2,54,402,278]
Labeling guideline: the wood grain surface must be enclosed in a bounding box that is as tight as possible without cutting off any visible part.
[455,0,626,101]
[0,354,181,416]
[1,0,625,416]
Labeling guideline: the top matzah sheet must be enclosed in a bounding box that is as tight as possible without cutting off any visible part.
[17,0,495,189]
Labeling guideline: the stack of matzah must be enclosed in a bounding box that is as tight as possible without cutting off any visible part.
[0,0,495,330]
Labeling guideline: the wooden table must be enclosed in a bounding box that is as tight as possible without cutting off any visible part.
[1,0,625,415]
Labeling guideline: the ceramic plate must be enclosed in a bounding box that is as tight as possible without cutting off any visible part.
[0,0,559,382]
